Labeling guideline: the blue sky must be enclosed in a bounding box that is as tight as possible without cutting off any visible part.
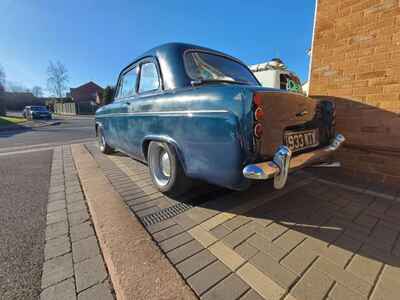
[1,0,315,94]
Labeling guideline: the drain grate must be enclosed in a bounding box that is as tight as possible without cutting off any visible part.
[140,202,193,227]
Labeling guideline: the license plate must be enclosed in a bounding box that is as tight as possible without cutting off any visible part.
[284,129,319,152]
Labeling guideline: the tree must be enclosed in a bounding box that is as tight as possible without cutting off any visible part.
[0,64,5,90]
[47,61,69,98]
[101,86,115,105]
[32,86,43,97]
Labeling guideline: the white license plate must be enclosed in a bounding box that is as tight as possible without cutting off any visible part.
[284,129,319,152]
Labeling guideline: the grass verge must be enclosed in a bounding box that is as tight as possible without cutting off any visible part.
[0,116,27,127]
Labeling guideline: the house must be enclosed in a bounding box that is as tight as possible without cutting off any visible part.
[308,0,400,184]
[69,81,103,104]
[54,81,104,115]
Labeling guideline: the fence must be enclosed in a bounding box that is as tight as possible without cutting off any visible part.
[54,102,98,115]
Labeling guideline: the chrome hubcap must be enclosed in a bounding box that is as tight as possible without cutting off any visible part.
[98,131,105,149]
[150,144,171,187]
[160,151,171,177]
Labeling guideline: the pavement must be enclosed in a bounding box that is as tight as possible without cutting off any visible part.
[70,142,400,300]
[40,146,114,300]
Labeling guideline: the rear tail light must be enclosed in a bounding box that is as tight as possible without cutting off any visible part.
[254,107,264,121]
[253,93,264,139]
[254,123,263,138]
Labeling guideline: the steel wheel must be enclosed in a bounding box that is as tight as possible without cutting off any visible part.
[98,130,106,152]
[148,141,192,196]
[97,127,113,154]
[149,143,171,187]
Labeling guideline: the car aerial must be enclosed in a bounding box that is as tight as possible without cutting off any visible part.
[95,43,345,196]
[25,106,52,120]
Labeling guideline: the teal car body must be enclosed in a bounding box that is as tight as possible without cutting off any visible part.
[95,43,338,191]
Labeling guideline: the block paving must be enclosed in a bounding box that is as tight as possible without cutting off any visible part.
[40,145,114,300]
[83,143,400,300]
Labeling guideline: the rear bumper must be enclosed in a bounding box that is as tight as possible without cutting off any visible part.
[243,134,345,189]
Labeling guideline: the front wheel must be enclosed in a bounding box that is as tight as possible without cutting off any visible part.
[148,141,191,196]
[97,127,113,154]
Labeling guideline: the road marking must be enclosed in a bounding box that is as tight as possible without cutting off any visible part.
[0,138,95,153]
[0,139,96,156]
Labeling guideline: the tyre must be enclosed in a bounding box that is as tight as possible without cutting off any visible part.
[97,127,113,154]
[148,141,192,196]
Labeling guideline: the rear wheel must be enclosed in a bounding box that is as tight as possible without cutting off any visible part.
[148,141,191,196]
[97,127,113,154]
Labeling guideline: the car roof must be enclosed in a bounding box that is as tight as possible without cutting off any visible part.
[119,42,250,90]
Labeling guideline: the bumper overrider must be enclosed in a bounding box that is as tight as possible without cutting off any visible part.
[243,134,345,189]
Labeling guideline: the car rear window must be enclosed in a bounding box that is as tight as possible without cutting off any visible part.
[184,51,259,86]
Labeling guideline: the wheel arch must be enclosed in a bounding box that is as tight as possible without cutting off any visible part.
[142,135,187,174]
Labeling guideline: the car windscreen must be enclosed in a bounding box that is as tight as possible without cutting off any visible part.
[184,51,259,86]
[31,106,48,112]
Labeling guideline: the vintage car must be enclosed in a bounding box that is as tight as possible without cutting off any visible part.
[95,43,344,195]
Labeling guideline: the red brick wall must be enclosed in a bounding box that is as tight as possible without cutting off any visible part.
[310,0,400,184]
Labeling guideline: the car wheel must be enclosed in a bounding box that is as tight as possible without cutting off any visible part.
[148,141,191,196]
[97,127,113,154]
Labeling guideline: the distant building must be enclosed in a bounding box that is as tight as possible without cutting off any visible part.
[55,81,103,115]
[69,81,103,104]
[249,59,303,94]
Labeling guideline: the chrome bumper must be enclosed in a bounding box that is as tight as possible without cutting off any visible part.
[243,134,345,189]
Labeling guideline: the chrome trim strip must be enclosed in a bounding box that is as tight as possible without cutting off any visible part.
[96,110,229,118]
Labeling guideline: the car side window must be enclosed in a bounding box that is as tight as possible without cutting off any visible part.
[116,66,138,99]
[138,62,160,93]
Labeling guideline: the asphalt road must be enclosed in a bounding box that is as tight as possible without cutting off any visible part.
[0,117,96,299]
[0,117,95,152]
[0,150,52,299]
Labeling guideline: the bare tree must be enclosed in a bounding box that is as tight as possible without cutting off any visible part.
[47,61,68,98]
[0,64,5,90]
[32,86,44,97]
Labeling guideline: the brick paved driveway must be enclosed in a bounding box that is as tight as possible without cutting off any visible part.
[85,143,400,300]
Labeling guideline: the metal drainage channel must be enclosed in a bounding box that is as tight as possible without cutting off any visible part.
[140,202,193,227]
[85,143,233,227]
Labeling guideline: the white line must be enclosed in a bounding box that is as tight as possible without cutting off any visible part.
[0,146,56,156]
[0,138,95,153]
[0,138,96,156]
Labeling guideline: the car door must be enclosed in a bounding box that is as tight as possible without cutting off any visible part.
[124,58,163,159]
[107,65,139,151]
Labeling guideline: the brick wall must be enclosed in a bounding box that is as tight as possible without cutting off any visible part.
[309,0,400,184]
